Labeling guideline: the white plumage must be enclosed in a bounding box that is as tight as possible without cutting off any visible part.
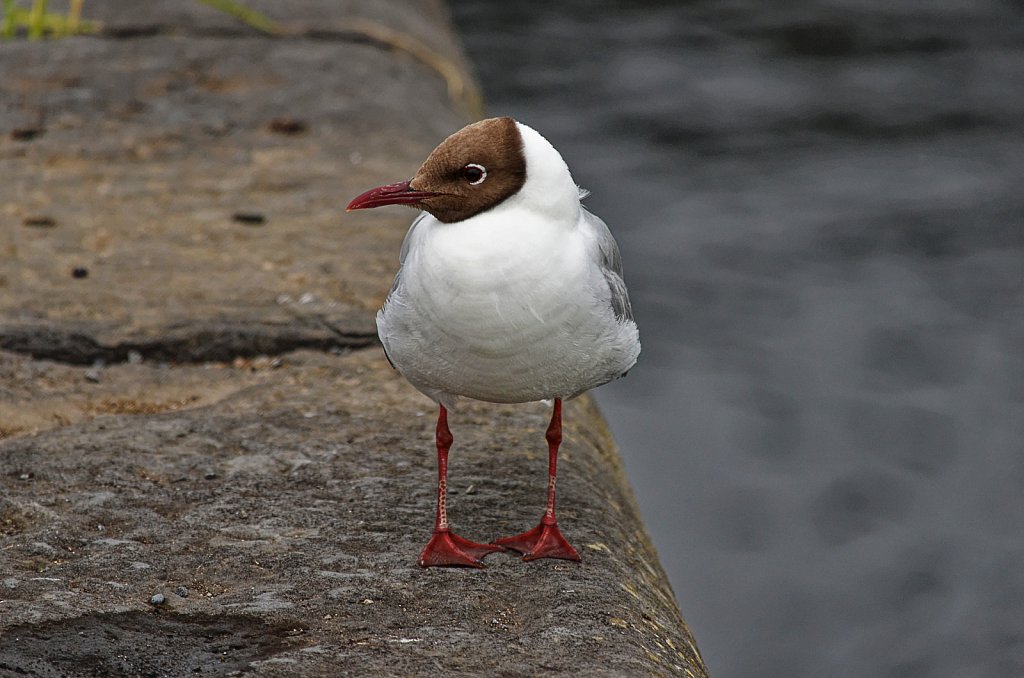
[376,121,640,408]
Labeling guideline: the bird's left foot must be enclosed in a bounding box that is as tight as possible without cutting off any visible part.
[418,529,504,568]
[493,519,581,562]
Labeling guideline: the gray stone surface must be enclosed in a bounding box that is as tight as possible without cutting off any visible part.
[0,2,706,675]
[1,22,464,360]
[1,349,704,675]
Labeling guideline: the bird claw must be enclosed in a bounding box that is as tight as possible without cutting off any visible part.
[418,529,505,568]
[494,520,581,562]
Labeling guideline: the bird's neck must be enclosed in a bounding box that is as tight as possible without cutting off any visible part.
[490,180,581,226]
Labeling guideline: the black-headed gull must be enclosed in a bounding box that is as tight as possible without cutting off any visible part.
[348,117,640,568]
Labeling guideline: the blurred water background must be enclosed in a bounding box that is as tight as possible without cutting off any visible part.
[450,1,1024,676]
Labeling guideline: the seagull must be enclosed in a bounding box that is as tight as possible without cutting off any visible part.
[347,117,640,568]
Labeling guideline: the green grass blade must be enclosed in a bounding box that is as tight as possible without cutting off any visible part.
[28,0,46,39]
[1,0,17,39]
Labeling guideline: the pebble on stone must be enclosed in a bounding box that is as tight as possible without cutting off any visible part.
[23,215,56,227]
[232,212,266,225]
[268,117,308,135]
[150,593,166,605]
[11,127,45,141]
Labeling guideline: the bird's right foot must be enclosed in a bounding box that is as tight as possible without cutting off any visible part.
[493,518,582,562]
[418,529,504,568]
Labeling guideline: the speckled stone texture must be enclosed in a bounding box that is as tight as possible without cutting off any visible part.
[0,2,705,676]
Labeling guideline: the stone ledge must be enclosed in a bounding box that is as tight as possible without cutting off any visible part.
[0,2,707,675]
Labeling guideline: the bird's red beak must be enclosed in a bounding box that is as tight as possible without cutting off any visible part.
[346,180,439,211]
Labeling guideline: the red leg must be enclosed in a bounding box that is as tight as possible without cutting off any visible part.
[494,398,581,562]
[418,405,504,568]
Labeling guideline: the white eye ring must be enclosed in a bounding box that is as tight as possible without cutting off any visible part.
[464,163,487,185]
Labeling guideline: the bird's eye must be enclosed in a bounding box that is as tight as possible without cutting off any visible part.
[462,163,487,185]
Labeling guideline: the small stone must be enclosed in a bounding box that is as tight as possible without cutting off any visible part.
[175,585,189,598]
[150,593,166,605]
[12,127,45,141]
[232,212,266,225]
[85,359,104,383]
[72,267,89,279]
[268,117,308,135]
[23,215,56,227]
[204,471,218,480]
[127,350,143,365]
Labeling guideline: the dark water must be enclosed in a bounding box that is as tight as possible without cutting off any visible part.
[450,2,1024,676]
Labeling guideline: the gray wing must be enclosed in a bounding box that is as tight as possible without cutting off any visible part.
[385,211,430,298]
[379,211,430,369]
[582,207,634,322]
[398,211,430,265]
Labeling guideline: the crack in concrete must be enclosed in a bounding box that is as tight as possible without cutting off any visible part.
[0,322,377,366]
